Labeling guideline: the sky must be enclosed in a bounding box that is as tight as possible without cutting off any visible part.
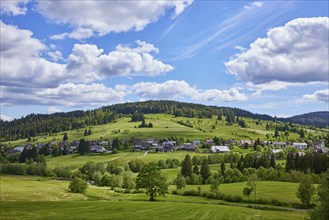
[0,0,328,121]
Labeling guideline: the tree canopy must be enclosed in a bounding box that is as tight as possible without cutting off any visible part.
[136,162,168,201]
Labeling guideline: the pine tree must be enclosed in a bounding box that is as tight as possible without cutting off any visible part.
[84,129,88,136]
[200,159,211,184]
[220,161,226,176]
[88,128,92,135]
[181,155,193,177]
[193,165,199,175]
[63,133,68,141]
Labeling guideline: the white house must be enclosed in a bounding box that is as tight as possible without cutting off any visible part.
[13,146,25,152]
[272,149,283,154]
[292,142,307,150]
[211,146,230,153]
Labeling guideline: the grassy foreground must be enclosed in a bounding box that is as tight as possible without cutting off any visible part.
[1,200,306,220]
[0,175,307,220]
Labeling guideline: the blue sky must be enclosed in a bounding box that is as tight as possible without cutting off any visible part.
[0,0,328,120]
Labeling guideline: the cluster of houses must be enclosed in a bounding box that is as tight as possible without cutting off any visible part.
[3,138,327,157]
[132,138,231,153]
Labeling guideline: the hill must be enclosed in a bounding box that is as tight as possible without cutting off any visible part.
[284,111,329,128]
[1,100,328,142]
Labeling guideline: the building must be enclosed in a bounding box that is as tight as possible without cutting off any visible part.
[273,142,287,148]
[210,146,230,153]
[292,142,307,150]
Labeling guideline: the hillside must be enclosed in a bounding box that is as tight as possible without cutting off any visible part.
[284,111,329,128]
[0,100,328,142]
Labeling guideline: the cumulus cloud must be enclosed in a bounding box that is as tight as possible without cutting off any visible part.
[1,83,126,107]
[0,0,30,15]
[0,114,13,121]
[46,106,62,114]
[303,89,329,103]
[132,80,247,102]
[37,1,192,39]
[67,40,173,78]
[225,17,329,85]
[0,21,66,88]
[1,22,173,88]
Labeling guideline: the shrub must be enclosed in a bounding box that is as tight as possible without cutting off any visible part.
[69,177,88,193]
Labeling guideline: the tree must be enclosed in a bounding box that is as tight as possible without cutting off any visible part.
[300,129,305,139]
[78,139,90,155]
[200,159,211,184]
[247,173,258,201]
[220,161,226,176]
[136,162,168,201]
[181,154,193,177]
[63,133,68,141]
[69,177,88,194]
[296,177,315,208]
[243,187,252,199]
[173,173,186,190]
[310,170,329,219]
[88,128,92,135]
[210,179,220,195]
[274,129,279,138]
[84,129,88,136]
[193,165,199,175]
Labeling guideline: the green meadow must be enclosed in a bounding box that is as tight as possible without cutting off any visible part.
[3,114,304,147]
[0,175,307,220]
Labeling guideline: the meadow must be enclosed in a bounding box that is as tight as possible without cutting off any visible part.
[3,114,304,147]
[0,175,307,220]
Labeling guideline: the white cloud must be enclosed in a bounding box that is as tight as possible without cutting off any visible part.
[48,50,64,62]
[68,40,173,78]
[244,1,264,9]
[37,1,192,39]
[303,89,329,103]
[225,17,329,85]
[0,114,13,121]
[1,22,173,88]
[46,106,62,114]
[132,80,247,102]
[1,83,126,107]
[0,0,30,15]
[0,21,66,88]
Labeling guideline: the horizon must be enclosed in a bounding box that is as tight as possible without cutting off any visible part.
[1,1,328,121]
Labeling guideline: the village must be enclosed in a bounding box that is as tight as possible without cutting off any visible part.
[4,137,328,159]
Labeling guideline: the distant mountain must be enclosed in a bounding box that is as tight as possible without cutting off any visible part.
[284,111,329,128]
[1,100,328,142]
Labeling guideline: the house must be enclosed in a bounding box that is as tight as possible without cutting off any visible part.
[179,143,196,151]
[224,139,236,145]
[272,149,283,154]
[205,140,214,145]
[90,145,106,153]
[239,140,254,147]
[147,138,157,144]
[297,152,306,157]
[192,140,201,146]
[13,146,25,153]
[273,142,287,148]
[100,141,109,146]
[211,146,230,153]
[292,142,307,150]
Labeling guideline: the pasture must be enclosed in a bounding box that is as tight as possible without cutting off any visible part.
[0,175,307,220]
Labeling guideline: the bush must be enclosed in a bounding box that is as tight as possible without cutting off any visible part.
[69,177,88,193]
[182,189,199,196]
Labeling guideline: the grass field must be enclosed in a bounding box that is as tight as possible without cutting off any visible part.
[174,181,300,205]
[0,175,307,220]
[3,114,305,147]
[46,151,215,170]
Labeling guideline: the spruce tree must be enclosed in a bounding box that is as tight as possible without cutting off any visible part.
[181,155,193,177]
[200,159,211,184]
[63,133,68,141]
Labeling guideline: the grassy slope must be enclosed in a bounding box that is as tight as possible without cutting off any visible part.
[3,114,304,146]
[0,176,306,220]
